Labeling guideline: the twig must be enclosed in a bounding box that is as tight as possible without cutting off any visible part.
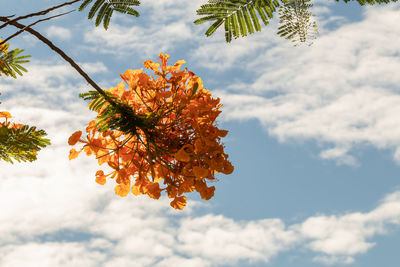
[0,0,81,30]
[0,17,118,108]
[0,10,75,46]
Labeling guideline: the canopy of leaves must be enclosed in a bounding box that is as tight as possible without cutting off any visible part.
[78,0,140,30]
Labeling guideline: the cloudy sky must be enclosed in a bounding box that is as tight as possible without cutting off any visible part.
[1,0,400,266]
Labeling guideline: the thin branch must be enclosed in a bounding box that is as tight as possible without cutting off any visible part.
[0,17,118,108]
[0,0,81,30]
[0,10,75,46]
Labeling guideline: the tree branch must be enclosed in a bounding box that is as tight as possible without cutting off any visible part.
[0,0,81,30]
[0,10,75,46]
[0,17,118,108]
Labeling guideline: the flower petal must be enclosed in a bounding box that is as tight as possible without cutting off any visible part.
[170,196,187,210]
[68,131,82,145]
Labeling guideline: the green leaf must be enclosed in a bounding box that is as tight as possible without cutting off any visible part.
[0,48,31,78]
[277,0,319,46]
[204,19,224,36]
[0,124,51,164]
[195,0,279,42]
[79,0,141,29]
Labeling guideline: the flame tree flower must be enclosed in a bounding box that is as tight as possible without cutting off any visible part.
[69,53,233,209]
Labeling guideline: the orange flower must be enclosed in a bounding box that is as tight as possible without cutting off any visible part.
[69,53,233,209]
[95,170,107,185]
[0,111,12,118]
[174,144,193,162]
[131,185,142,196]
[68,148,81,160]
[115,183,130,197]
[193,166,209,179]
[222,161,234,174]
[0,39,8,54]
[143,60,160,72]
[68,131,82,145]
[11,123,23,130]
[195,180,215,200]
[170,196,187,210]
[145,182,162,199]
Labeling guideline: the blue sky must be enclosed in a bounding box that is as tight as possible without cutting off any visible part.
[1,0,400,266]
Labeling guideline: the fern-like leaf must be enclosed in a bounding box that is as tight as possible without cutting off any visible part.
[0,48,31,78]
[277,0,318,46]
[0,124,51,164]
[194,0,280,42]
[79,90,154,136]
[79,0,140,30]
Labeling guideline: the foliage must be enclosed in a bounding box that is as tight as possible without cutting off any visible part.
[0,40,46,164]
[277,0,318,46]
[69,54,234,209]
[194,0,398,44]
[0,39,30,78]
[78,0,140,30]
[194,0,280,43]
[0,111,51,164]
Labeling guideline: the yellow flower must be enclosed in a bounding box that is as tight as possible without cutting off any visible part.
[0,111,12,118]
[115,184,130,197]
[68,148,81,160]
[0,39,8,54]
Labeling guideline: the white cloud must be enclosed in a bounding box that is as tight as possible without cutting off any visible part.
[313,255,355,265]
[319,146,357,166]
[210,4,400,165]
[177,215,298,264]
[46,26,72,40]
[294,191,400,263]
[82,0,204,59]
[0,242,104,267]
[2,125,400,267]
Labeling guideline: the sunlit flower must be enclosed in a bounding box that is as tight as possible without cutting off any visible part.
[69,53,234,209]
[0,39,8,54]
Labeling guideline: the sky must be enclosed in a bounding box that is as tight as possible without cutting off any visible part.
[1,0,400,266]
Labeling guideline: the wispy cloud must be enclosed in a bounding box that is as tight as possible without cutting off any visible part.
[45,25,72,41]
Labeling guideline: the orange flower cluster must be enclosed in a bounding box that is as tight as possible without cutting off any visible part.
[0,39,8,54]
[0,111,24,130]
[69,53,233,209]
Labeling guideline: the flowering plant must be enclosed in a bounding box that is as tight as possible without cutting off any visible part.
[69,53,233,209]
